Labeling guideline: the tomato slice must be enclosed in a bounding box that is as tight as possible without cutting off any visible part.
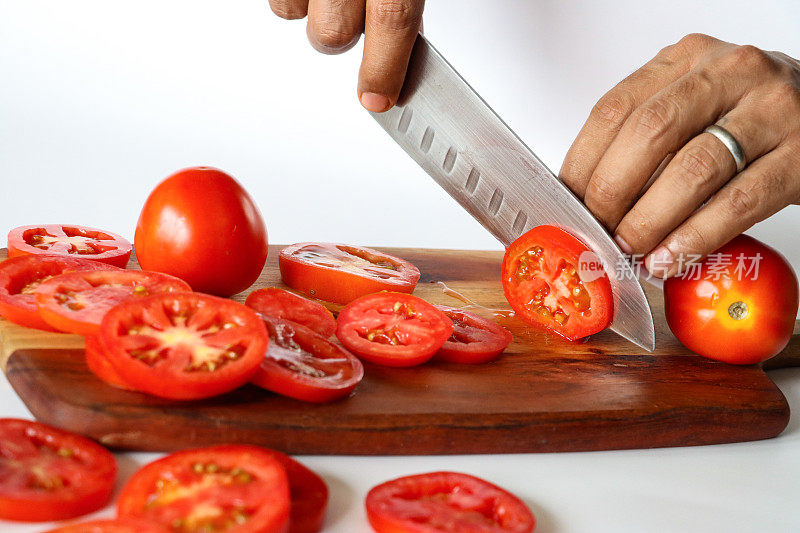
[85,336,138,391]
[100,293,267,400]
[34,270,192,336]
[279,243,421,304]
[434,306,513,364]
[0,255,120,331]
[264,450,328,533]
[252,316,364,403]
[502,225,614,341]
[117,445,289,533]
[366,471,535,533]
[45,518,171,533]
[8,225,132,268]
[0,418,117,522]
[336,293,453,367]
[246,287,336,337]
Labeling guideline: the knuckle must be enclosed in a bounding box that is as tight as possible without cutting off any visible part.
[768,81,800,111]
[590,91,635,130]
[674,222,709,257]
[631,98,676,143]
[587,173,621,205]
[369,0,421,31]
[674,33,715,56]
[312,22,358,51]
[721,184,759,217]
[724,45,774,73]
[270,0,306,19]
[677,144,720,186]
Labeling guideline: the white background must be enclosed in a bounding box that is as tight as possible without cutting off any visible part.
[1,1,799,532]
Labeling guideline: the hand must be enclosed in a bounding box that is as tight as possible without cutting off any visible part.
[559,33,800,278]
[268,0,424,113]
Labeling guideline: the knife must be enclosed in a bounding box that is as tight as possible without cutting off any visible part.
[369,35,655,351]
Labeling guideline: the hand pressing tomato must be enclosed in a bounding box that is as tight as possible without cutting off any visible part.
[336,292,452,367]
[8,224,132,268]
[117,445,290,533]
[0,418,117,522]
[435,306,513,364]
[664,234,799,364]
[0,255,119,331]
[246,287,336,337]
[135,167,269,297]
[366,471,535,533]
[502,225,614,341]
[279,243,420,304]
[253,316,364,403]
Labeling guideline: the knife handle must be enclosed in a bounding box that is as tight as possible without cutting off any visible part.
[762,320,800,370]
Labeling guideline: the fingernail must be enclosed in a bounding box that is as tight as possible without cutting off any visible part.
[360,92,391,113]
[614,235,632,255]
[645,246,674,278]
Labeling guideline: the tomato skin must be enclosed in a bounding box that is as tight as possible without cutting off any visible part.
[0,418,117,523]
[35,270,192,336]
[44,518,171,533]
[336,293,453,367]
[85,336,138,391]
[264,450,328,533]
[252,316,364,403]
[117,445,290,533]
[279,243,420,304]
[366,471,535,533]
[0,255,120,331]
[664,234,799,364]
[8,224,132,268]
[502,225,614,341]
[246,287,337,337]
[434,306,513,364]
[100,293,268,400]
[135,167,268,297]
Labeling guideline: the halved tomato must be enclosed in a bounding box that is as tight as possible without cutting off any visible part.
[0,418,117,522]
[336,292,453,367]
[265,450,328,533]
[100,293,267,400]
[279,243,420,304]
[34,270,192,336]
[502,225,614,341]
[435,306,513,364]
[85,336,137,391]
[246,287,336,337]
[45,518,170,533]
[366,471,535,533]
[0,255,119,331]
[253,316,364,403]
[117,445,290,533]
[8,225,132,268]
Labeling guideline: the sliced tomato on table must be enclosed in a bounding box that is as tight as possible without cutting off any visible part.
[265,450,329,533]
[246,287,337,337]
[279,243,421,304]
[502,225,614,341]
[100,293,267,400]
[0,255,119,331]
[434,306,513,364]
[253,316,364,403]
[336,293,453,367]
[34,269,192,336]
[366,471,535,533]
[45,518,170,533]
[8,224,132,268]
[117,445,290,533]
[0,418,117,522]
[85,336,138,391]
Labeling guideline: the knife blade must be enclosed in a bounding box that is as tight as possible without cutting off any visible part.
[369,35,655,351]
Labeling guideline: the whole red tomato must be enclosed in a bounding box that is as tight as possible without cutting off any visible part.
[664,234,799,365]
[135,167,268,296]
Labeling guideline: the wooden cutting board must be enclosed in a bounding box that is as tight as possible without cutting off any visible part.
[1,246,797,455]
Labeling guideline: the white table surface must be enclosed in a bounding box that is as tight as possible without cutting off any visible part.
[2,1,800,531]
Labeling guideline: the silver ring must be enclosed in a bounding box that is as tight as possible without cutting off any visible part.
[704,124,746,173]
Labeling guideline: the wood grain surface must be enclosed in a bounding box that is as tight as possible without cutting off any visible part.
[1,246,797,454]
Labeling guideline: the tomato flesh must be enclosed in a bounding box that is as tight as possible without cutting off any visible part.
[279,243,420,304]
[100,293,267,400]
[366,471,535,533]
[246,287,336,337]
[0,255,120,331]
[664,234,799,364]
[264,450,328,533]
[34,270,192,336]
[435,306,513,364]
[252,316,364,403]
[0,418,117,522]
[502,225,613,341]
[85,336,138,391]
[336,293,453,367]
[117,445,289,533]
[8,225,132,268]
